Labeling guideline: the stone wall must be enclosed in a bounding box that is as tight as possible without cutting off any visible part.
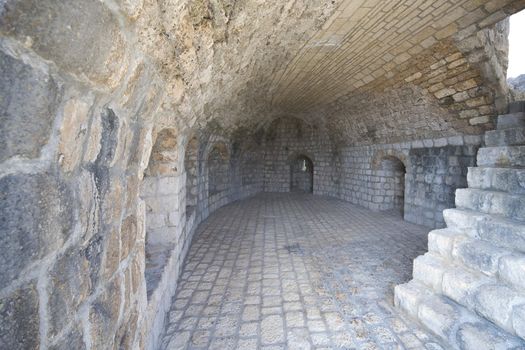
[335,135,482,228]
[404,144,479,227]
[0,34,156,349]
[262,117,337,195]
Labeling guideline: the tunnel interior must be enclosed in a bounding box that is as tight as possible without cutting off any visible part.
[1,1,525,350]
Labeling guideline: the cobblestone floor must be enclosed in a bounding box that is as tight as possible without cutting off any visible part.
[160,193,444,350]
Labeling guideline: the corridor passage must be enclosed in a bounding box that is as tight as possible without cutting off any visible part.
[161,193,443,349]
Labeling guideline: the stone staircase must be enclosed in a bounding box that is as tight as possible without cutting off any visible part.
[395,102,525,349]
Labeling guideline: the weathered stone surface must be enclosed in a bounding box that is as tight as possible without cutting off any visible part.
[457,322,523,350]
[89,278,122,349]
[0,281,39,349]
[48,323,86,350]
[114,308,139,350]
[417,296,459,341]
[102,227,121,281]
[121,215,137,263]
[499,254,525,290]
[58,98,91,173]
[145,128,179,177]
[0,49,60,162]
[0,0,127,87]
[47,246,91,338]
[0,173,73,286]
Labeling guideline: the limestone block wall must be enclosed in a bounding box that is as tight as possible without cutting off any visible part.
[262,117,337,195]
[335,135,482,228]
[139,128,265,350]
[0,3,190,349]
[0,34,158,350]
[404,144,479,227]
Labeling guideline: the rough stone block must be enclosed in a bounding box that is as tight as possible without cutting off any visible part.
[418,295,459,341]
[0,173,73,286]
[120,215,137,262]
[485,127,525,147]
[477,146,525,168]
[47,246,92,337]
[394,280,431,318]
[428,228,464,258]
[474,284,525,332]
[89,278,122,349]
[0,49,60,162]
[456,188,525,221]
[457,321,525,350]
[499,254,525,290]
[497,112,525,130]
[441,267,490,308]
[47,323,86,350]
[453,240,508,275]
[0,0,127,87]
[513,304,525,340]
[0,281,39,349]
[58,98,92,172]
[413,253,447,292]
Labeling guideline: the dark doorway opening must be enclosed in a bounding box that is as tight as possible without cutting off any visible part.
[380,156,406,216]
[290,155,314,193]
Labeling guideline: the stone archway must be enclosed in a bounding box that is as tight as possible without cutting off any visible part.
[290,154,314,193]
[140,128,179,299]
[372,150,407,217]
[380,156,406,216]
[184,135,199,221]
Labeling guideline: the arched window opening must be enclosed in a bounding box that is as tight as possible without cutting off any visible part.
[507,10,525,81]
[290,155,314,193]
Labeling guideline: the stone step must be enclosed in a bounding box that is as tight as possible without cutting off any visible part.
[428,229,525,291]
[484,127,525,146]
[412,252,448,293]
[497,112,525,130]
[455,188,525,222]
[443,208,525,253]
[467,167,525,194]
[509,101,525,114]
[477,146,525,168]
[428,228,468,259]
[395,280,525,349]
[411,253,525,338]
[453,239,510,277]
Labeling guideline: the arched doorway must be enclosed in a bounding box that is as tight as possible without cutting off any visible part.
[379,156,406,216]
[290,155,314,193]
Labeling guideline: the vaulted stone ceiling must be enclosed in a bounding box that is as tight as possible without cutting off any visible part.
[135,0,525,145]
[10,0,521,145]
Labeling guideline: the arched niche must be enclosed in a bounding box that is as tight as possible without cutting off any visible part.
[290,154,314,193]
[207,142,230,196]
[184,135,199,219]
[372,150,407,217]
[141,127,179,300]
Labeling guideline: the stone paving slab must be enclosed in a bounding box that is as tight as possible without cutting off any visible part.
[160,193,444,349]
